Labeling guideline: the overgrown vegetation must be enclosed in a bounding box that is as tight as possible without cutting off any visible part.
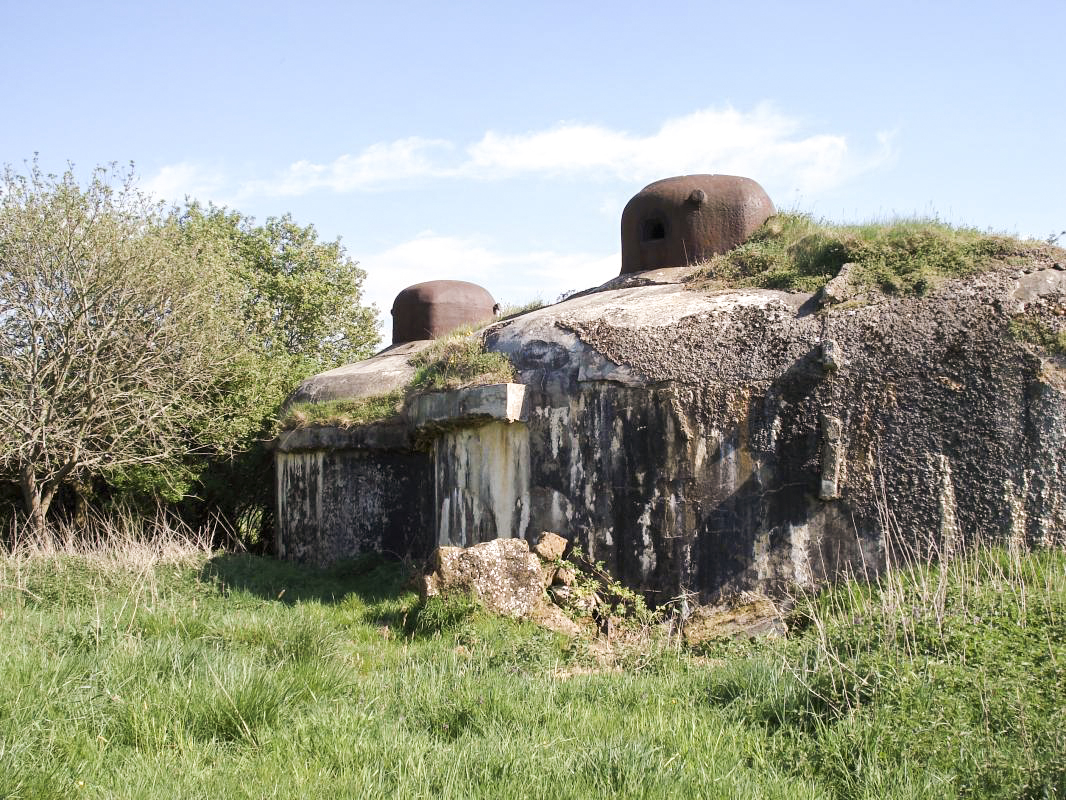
[281,390,405,431]
[1009,315,1066,356]
[2,518,1063,798]
[688,212,1064,296]
[407,326,516,393]
[0,160,379,542]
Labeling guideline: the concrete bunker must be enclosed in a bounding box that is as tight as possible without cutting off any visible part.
[275,176,1066,604]
[620,174,775,274]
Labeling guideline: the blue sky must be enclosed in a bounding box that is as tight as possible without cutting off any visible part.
[4,0,1064,333]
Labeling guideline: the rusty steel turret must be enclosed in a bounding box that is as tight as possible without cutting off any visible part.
[620,174,775,274]
[391,280,497,344]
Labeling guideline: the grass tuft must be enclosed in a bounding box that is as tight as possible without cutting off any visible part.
[407,326,516,393]
[495,298,545,321]
[279,389,404,431]
[688,212,1064,296]
[406,593,481,637]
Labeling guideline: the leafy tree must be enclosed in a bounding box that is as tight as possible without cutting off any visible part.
[0,162,245,531]
[166,204,380,541]
[0,163,380,536]
[175,202,378,401]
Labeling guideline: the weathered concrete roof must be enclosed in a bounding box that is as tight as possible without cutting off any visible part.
[486,272,813,388]
[291,263,1066,405]
[288,339,434,404]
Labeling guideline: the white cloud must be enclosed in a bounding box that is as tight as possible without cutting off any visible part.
[243,137,455,195]
[144,105,893,203]
[360,232,618,328]
[461,105,864,188]
[141,161,230,205]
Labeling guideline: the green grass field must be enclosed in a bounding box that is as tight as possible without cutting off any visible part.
[0,528,1063,799]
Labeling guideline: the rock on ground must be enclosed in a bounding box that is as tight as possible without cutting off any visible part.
[420,537,544,618]
[682,593,787,645]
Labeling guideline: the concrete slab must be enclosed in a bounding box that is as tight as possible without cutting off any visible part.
[408,383,528,430]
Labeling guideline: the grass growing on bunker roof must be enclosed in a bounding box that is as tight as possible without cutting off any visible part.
[280,389,405,431]
[687,212,1065,296]
[278,327,517,430]
[406,324,516,393]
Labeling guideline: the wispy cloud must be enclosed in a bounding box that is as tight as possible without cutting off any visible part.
[360,232,618,323]
[145,105,894,203]
[243,137,455,195]
[462,105,876,191]
[141,161,231,205]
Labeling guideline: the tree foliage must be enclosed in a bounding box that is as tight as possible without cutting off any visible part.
[0,162,244,528]
[176,203,378,375]
[167,204,380,540]
[0,161,380,533]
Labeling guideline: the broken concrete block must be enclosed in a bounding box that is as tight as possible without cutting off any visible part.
[420,538,543,618]
[534,531,568,562]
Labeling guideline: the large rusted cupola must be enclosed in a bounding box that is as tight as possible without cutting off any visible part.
[391,280,497,344]
[620,174,775,274]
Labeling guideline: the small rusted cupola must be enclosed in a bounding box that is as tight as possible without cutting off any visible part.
[391,280,497,344]
[620,175,775,274]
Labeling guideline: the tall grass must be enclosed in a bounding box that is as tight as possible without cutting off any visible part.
[1,506,214,567]
[702,516,1066,799]
[1,512,1063,798]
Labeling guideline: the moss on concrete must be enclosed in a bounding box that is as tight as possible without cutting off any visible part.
[1009,315,1066,356]
[280,390,405,431]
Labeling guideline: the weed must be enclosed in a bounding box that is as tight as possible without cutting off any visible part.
[687,212,1062,297]
[280,390,404,430]
[407,326,516,393]
[556,545,661,629]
